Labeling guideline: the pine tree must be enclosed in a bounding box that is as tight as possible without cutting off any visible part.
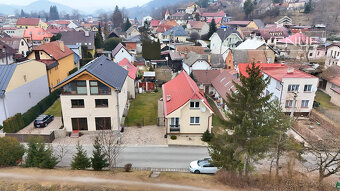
[244,0,254,19]
[201,129,212,142]
[71,143,91,170]
[208,63,276,177]
[112,5,123,28]
[123,18,132,32]
[208,19,217,38]
[91,137,109,171]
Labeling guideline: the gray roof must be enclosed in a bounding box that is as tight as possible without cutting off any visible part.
[232,49,249,66]
[253,19,265,29]
[216,28,241,41]
[210,54,225,68]
[169,51,183,61]
[123,35,141,43]
[163,25,187,37]
[56,55,128,91]
[0,64,17,96]
[60,31,95,50]
[184,51,208,67]
[111,43,131,57]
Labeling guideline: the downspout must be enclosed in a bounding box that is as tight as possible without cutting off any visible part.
[1,95,8,121]
[116,90,121,143]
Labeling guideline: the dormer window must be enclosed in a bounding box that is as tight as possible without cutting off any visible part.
[190,101,200,109]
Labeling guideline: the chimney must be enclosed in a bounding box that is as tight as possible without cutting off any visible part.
[287,67,294,74]
[167,95,171,102]
[85,31,90,37]
[59,41,65,52]
[208,54,211,63]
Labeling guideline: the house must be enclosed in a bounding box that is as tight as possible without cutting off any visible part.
[319,65,340,107]
[162,71,214,136]
[54,56,128,132]
[0,60,50,125]
[223,49,234,69]
[232,49,275,68]
[237,27,257,39]
[27,41,75,90]
[211,70,240,111]
[162,25,187,43]
[16,18,46,29]
[66,45,82,68]
[23,27,53,46]
[176,45,204,55]
[192,69,224,94]
[275,16,293,26]
[209,28,243,54]
[257,24,290,45]
[123,35,142,54]
[186,21,209,36]
[118,58,137,99]
[139,71,156,92]
[183,51,210,74]
[168,51,184,72]
[111,43,133,63]
[201,10,226,22]
[0,41,16,64]
[125,26,140,38]
[325,43,340,68]
[239,63,319,116]
[308,45,326,61]
[224,20,258,29]
[0,37,30,57]
[210,54,227,69]
[0,27,25,38]
[60,31,96,58]
[185,3,200,14]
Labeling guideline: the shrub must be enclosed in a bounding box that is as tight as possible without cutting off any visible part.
[71,143,91,170]
[201,129,213,142]
[91,137,109,171]
[3,113,25,133]
[25,136,58,169]
[170,135,177,140]
[124,163,132,172]
[0,137,25,167]
[0,125,2,130]
[68,67,78,75]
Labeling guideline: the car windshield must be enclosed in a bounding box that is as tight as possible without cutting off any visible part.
[197,160,209,167]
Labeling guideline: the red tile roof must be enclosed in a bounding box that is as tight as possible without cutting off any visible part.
[238,63,285,78]
[201,10,225,17]
[55,20,71,25]
[33,41,73,60]
[23,27,53,41]
[188,21,205,29]
[150,20,161,27]
[207,18,222,24]
[162,71,213,116]
[278,32,318,44]
[16,18,40,26]
[118,58,137,80]
[225,21,251,25]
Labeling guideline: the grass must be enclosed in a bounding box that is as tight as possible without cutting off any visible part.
[125,90,162,126]
[315,90,338,110]
[206,97,227,132]
[44,99,62,117]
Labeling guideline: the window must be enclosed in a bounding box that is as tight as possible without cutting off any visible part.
[285,100,294,108]
[266,90,270,96]
[95,117,111,130]
[95,99,108,107]
[76,81,87,94]
[23,75,27,82]
[90,81,111,95]
[71,99,84,108]
[276,81,282,90]
[190,117,200,125]
[304,84,312,92]
[72,118,88,131]
[170,117,180,131]
[288,84,299,92]
[62,81,87,95]
[301,100,309,108]
[190,101,200,108]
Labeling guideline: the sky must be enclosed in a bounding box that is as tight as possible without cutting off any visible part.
[0,0,152,12]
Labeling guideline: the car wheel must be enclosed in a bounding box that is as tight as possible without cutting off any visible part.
[194,170,200,174]
[44,123,47,127]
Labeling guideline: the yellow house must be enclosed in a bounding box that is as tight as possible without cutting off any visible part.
[27,41,75,90]
[185,3,200,14]
[16,18,47,29]
[246,21,259,29]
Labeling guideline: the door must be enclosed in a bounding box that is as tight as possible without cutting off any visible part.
[35,51,40,60]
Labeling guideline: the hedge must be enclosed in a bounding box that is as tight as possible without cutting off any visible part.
[3,89,61,133]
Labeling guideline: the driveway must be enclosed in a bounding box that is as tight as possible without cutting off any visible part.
[17,117,62,134]
[122,125,167,145]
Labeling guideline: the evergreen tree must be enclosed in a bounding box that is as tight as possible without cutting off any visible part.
[20,9,26,17]
[51,33,62,42]
[208,19,217,38]
[201,129,212,142]
[112,5,123,28]
[71,143,91,170]
[243,0,254,19]
[304,0,312,13]
[197,0,209,8]
[142,40,161,60]
[49,6,59,20]
[209,63,276,177]
[95,32,103,49]
[123,18,132,32]
[91,137,109,171]
[25,137,58,169]
[103,37,122,51]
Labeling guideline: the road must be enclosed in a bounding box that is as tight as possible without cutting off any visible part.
[56,145,210,169]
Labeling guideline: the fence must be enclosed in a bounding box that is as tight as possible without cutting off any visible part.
[5,131,55,143]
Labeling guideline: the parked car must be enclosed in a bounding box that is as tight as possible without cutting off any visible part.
[34,115,54,128]
[189,158,218,174]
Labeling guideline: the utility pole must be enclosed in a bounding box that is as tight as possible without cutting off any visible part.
[116,90,121,144]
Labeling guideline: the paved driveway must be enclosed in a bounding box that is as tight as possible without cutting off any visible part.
[18,117,62,134]
[122,125,167,145]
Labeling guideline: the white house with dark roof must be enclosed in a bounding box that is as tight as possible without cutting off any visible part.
[112,43,133,63]
[209,28,243,54]
[54,56,128,132]
[183,51,210,74]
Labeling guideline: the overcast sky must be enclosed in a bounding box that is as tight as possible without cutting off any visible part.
[0,0,152,11]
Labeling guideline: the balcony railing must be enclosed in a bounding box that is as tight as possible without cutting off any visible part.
[170,125,180,132]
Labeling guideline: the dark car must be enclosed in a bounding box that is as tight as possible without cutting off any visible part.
[34,115,54,128]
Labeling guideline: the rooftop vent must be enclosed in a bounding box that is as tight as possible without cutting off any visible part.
[287,67,294,74]
[167,95,171,102]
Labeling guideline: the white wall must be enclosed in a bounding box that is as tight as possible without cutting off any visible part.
[114,48,133,63]
[325,46,340,68]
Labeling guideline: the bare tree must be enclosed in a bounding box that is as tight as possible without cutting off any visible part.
[305,139,340,184]
[54,139,72,162]
[97,130,123,168]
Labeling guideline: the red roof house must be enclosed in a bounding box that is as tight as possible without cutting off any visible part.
[16,18,40,27]
[118,58,137,80]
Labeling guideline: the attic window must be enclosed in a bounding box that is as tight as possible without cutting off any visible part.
[220,77,226,83]
[224,81,230,87]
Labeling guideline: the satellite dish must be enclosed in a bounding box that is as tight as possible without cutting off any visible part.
[312,87,317,92]
[201,106,206,113]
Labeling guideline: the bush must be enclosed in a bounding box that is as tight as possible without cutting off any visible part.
[201,129,213,142]
[25,136,58,169]
[0,125,2,130]
[80,58,93,67]
[71,143,91,170]
[3,113,24,133]
[91,137,109,171]
[0,137,25,167]
[103,37,122,51]
[124,163,132,172]
[68,67,78,75]
[170,135,177,140]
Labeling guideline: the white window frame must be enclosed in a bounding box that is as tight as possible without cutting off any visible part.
[170,117,179,126]
[301,100,309,108]
[288,84,299,92]
[190,101,200,109]
[304,84,312,92]
[285,100,294,108]
[190,117,200,125]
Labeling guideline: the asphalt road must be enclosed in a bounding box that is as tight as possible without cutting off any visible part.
[56,145,210,169]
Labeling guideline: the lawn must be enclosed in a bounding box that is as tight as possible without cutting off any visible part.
[207,97,227,132]
[315,90,339,110]
[44,99,62,117]
[125,90,162,126]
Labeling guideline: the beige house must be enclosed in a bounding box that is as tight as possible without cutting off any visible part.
[54,56,128,132]
[162,71,214,136]
[320,65,340,107]
[325,43,340,68]
[118,58,137,99]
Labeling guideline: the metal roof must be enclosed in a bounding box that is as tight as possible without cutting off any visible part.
[0,64,17,96]
[56,55,128,91]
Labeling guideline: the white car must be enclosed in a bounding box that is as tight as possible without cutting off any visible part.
[189,158,218,174]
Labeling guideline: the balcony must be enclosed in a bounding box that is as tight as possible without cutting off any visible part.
[170,125,180,132]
